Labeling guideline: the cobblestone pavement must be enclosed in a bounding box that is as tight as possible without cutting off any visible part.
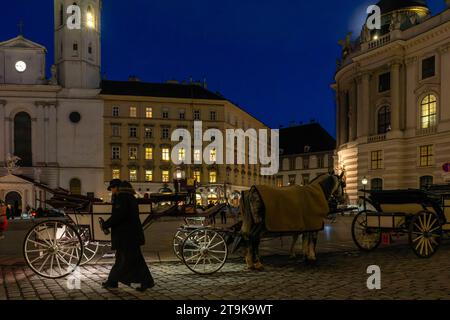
[2,242,450,300]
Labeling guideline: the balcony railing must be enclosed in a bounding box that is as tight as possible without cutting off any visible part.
[416,126,437,136]
[367,134,387,143]
[368,34,391,50]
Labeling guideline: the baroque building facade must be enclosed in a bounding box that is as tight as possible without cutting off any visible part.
[334,0,450,203]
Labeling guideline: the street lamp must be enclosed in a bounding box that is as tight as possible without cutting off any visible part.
[173,166,185,194]
[362,177,368,211]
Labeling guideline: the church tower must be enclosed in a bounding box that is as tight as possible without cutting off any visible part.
[54,0,101,89]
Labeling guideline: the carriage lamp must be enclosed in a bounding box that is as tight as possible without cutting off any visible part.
[174,167,186,194]
[362,177,368,186]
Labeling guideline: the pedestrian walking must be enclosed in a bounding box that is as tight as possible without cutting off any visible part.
[100,180,154,291]
[220,208,227,225]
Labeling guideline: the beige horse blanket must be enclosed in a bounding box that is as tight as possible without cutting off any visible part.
[253,184,329,232]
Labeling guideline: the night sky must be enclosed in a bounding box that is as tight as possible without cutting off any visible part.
[1,1,447,135]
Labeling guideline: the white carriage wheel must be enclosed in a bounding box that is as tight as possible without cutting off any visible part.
[80,241,100,265]
[23,220,84,279]
[181,228,228,275]
[173,230,189,261]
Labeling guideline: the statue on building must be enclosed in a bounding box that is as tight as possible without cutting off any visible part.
[49,64,58,85]
[33,168,42,183]
[5,154,21,174]
[389,12,402,31]
[338,32,353,59]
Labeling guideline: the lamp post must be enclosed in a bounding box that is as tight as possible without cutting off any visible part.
[173,166,185,194]
[362,176,368,211]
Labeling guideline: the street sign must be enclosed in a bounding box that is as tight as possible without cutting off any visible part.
[443,163,450,173]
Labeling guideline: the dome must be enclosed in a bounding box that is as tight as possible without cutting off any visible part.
[376,0,428,15]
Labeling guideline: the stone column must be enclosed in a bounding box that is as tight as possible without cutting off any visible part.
[336,91,341,146]
[440,44,450,121]
[405,56,418,130]
[5,116,11,158]
[35,102,46,165]
[390,61,402,132]
[357,73,370,137]
[48,103,58,166]
[0,100,6,165]
[349,81,358,141]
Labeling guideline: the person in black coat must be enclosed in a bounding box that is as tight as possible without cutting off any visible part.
[100,179,154,291]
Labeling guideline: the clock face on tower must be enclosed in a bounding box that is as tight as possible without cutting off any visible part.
[15,60,27,73]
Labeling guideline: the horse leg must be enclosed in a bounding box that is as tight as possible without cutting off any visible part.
[304,232,318,265]
[302,233,310,262]
[290,234,299,258]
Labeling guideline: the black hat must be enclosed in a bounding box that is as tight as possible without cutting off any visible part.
[107,179,122,191]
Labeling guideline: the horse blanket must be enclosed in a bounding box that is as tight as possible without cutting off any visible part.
[246,184,329,233]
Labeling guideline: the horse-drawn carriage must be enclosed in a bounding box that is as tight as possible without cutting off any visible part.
[352,187,450,258]
[23,184,240,279]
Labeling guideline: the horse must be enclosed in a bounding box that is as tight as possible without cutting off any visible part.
[240,172,346,271]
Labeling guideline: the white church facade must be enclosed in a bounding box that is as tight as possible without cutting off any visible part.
[0,0,105,213]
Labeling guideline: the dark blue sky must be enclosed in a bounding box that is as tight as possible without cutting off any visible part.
[1,1,446,135]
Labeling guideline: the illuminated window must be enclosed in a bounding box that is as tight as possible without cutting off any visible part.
[162,148,170,161]
[194,170,201,183]
[129,146,138,160]
[210,149,217,162]
[162,170,170,183]
[421,94,437,129]
[420,145,433,167]
[130,106,137,118]
[86,6,95,29]
[209,171,217,183]
[112,169,120,180]
[371,151,383,170]
[288,175,296,186]
[146,107,153,118]
[276,176,283,187]
[112,106,119,117]
[145,147,153,160]
[69,178,81,195]
[129,169,138,182]
[194,149,202,162]
[179,148,186,162]
[145,170,153,182]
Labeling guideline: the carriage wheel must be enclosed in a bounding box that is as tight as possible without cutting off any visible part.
[182,229,228,275]
[173,229,189,261]
[80,241,100,265]
[76,226,100,266]
[351,210,382,251]
[409,211,442,258]
[23,220,83,279]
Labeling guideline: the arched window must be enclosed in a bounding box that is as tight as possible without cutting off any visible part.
[86,5,95,29]
[420,176,433,189]
[69,178,82,195]
[421,94,437,129]
[14,112,32,167]
[371,178,383,191]
[377,106,391,134]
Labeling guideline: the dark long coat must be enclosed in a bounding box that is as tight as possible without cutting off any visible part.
[103,189,145,250]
